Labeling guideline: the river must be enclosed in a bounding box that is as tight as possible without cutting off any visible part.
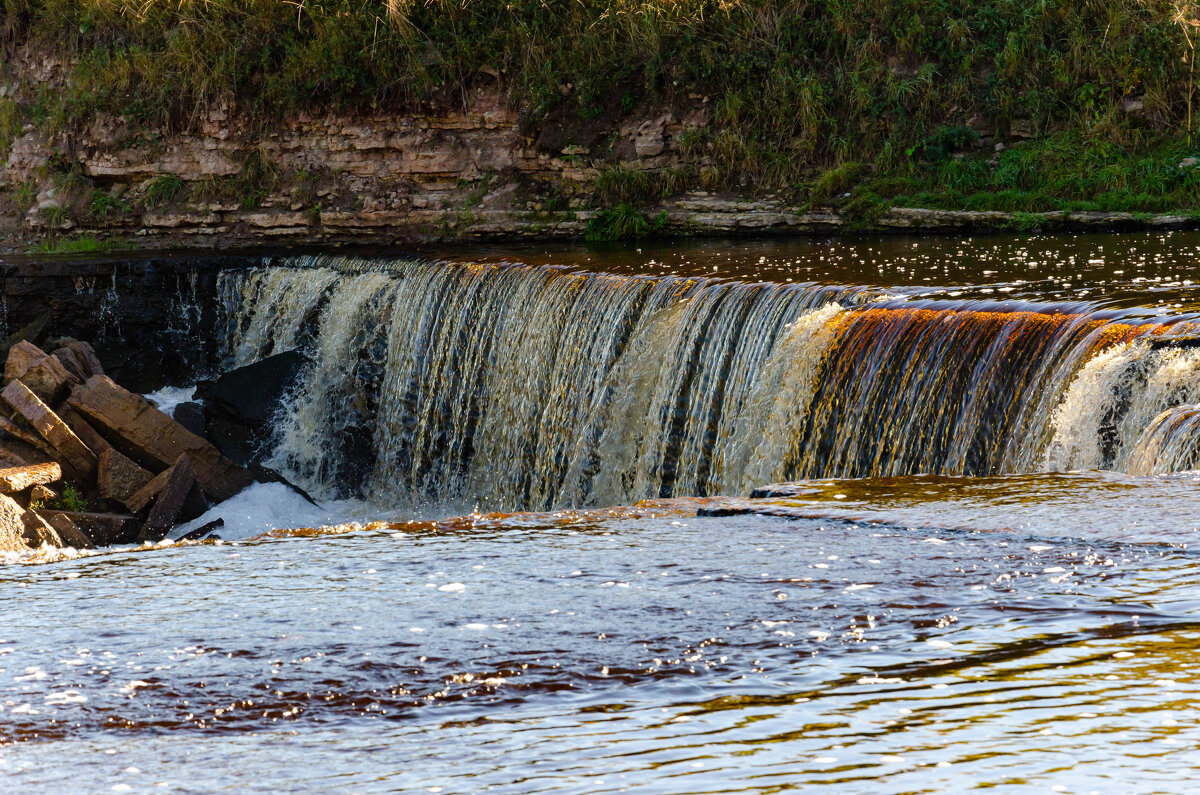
[4,231,1200,792]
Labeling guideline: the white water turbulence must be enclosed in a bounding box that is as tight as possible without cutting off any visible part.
[217,255,1200,510]
[1045,339,1200,473]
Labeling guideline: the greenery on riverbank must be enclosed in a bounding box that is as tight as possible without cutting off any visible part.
[2,0,1200,231]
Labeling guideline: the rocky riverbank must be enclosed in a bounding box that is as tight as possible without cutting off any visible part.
[0,322,295,559]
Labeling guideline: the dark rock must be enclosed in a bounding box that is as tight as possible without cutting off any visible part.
[172,401,208,439]
[39,511,137,546]
[140,454,197,543]
[179,517,224,542]
[0,312,51,363]
[1149,335,1200,350]
[249,462,319,506]
[195,351,309,466]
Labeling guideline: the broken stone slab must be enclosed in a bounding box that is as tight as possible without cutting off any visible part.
[30,484,58,505]
[21,355,78,405]
[0,462,61,493]
[0,438,33,469]
[22,509,64,548]
[68,375,251,502]
[44,512,95,549]
[0,493,29,552]
[41,511,137,546]
[58,407,114,455]
[0,423,55,467]
[97,448,153,504]
[51,345,90,383]
[2,380,98,480]
[124,467,169,514]
[5,340,47,384]
[140,455,197,543]
[5,340,79,404]
[0,312,51,363]
[63,341,103,378]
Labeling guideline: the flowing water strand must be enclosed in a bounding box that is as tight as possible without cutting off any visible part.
[722,302,845,492]
[1125,404,1200,474]
[218,265,342,364]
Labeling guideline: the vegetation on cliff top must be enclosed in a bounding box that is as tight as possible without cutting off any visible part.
[2,0,1200,226]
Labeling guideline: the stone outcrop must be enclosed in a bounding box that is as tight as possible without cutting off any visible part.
[67,375,253,501]
[3,70,1194,250]
[0,332,256,558]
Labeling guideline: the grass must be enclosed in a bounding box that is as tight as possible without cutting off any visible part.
[863,132,1200,215]
[30,234,112,255]
[2,1,1200,239]
[587,203,668,241]
[142,174,186,208]
[0,96,18,162]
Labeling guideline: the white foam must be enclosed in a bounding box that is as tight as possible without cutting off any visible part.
[169,482,374,541]
[142,386,197,418]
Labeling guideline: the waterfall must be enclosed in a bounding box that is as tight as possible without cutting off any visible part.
[1125,404,1200,475]
[216,255,1200,509]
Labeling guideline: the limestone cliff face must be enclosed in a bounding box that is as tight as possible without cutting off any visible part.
[0,52,1191,251]
[1,65,851,251]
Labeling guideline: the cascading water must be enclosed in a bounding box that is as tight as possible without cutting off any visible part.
[216,255,1200,510]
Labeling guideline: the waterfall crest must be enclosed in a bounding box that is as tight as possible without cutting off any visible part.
[217,256,1200,508]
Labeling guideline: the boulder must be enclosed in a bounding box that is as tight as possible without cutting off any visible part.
[41,511,137,546]
[0,462,61,493]
[97,448,153,503]
[67,375,252,502]
[172,401,208,439]
[1,380,97,480]
[0,493,29,552]
[140,454,197,543]
[44,512,95,549]
[5,340,79,403]
[195,351,308,466]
